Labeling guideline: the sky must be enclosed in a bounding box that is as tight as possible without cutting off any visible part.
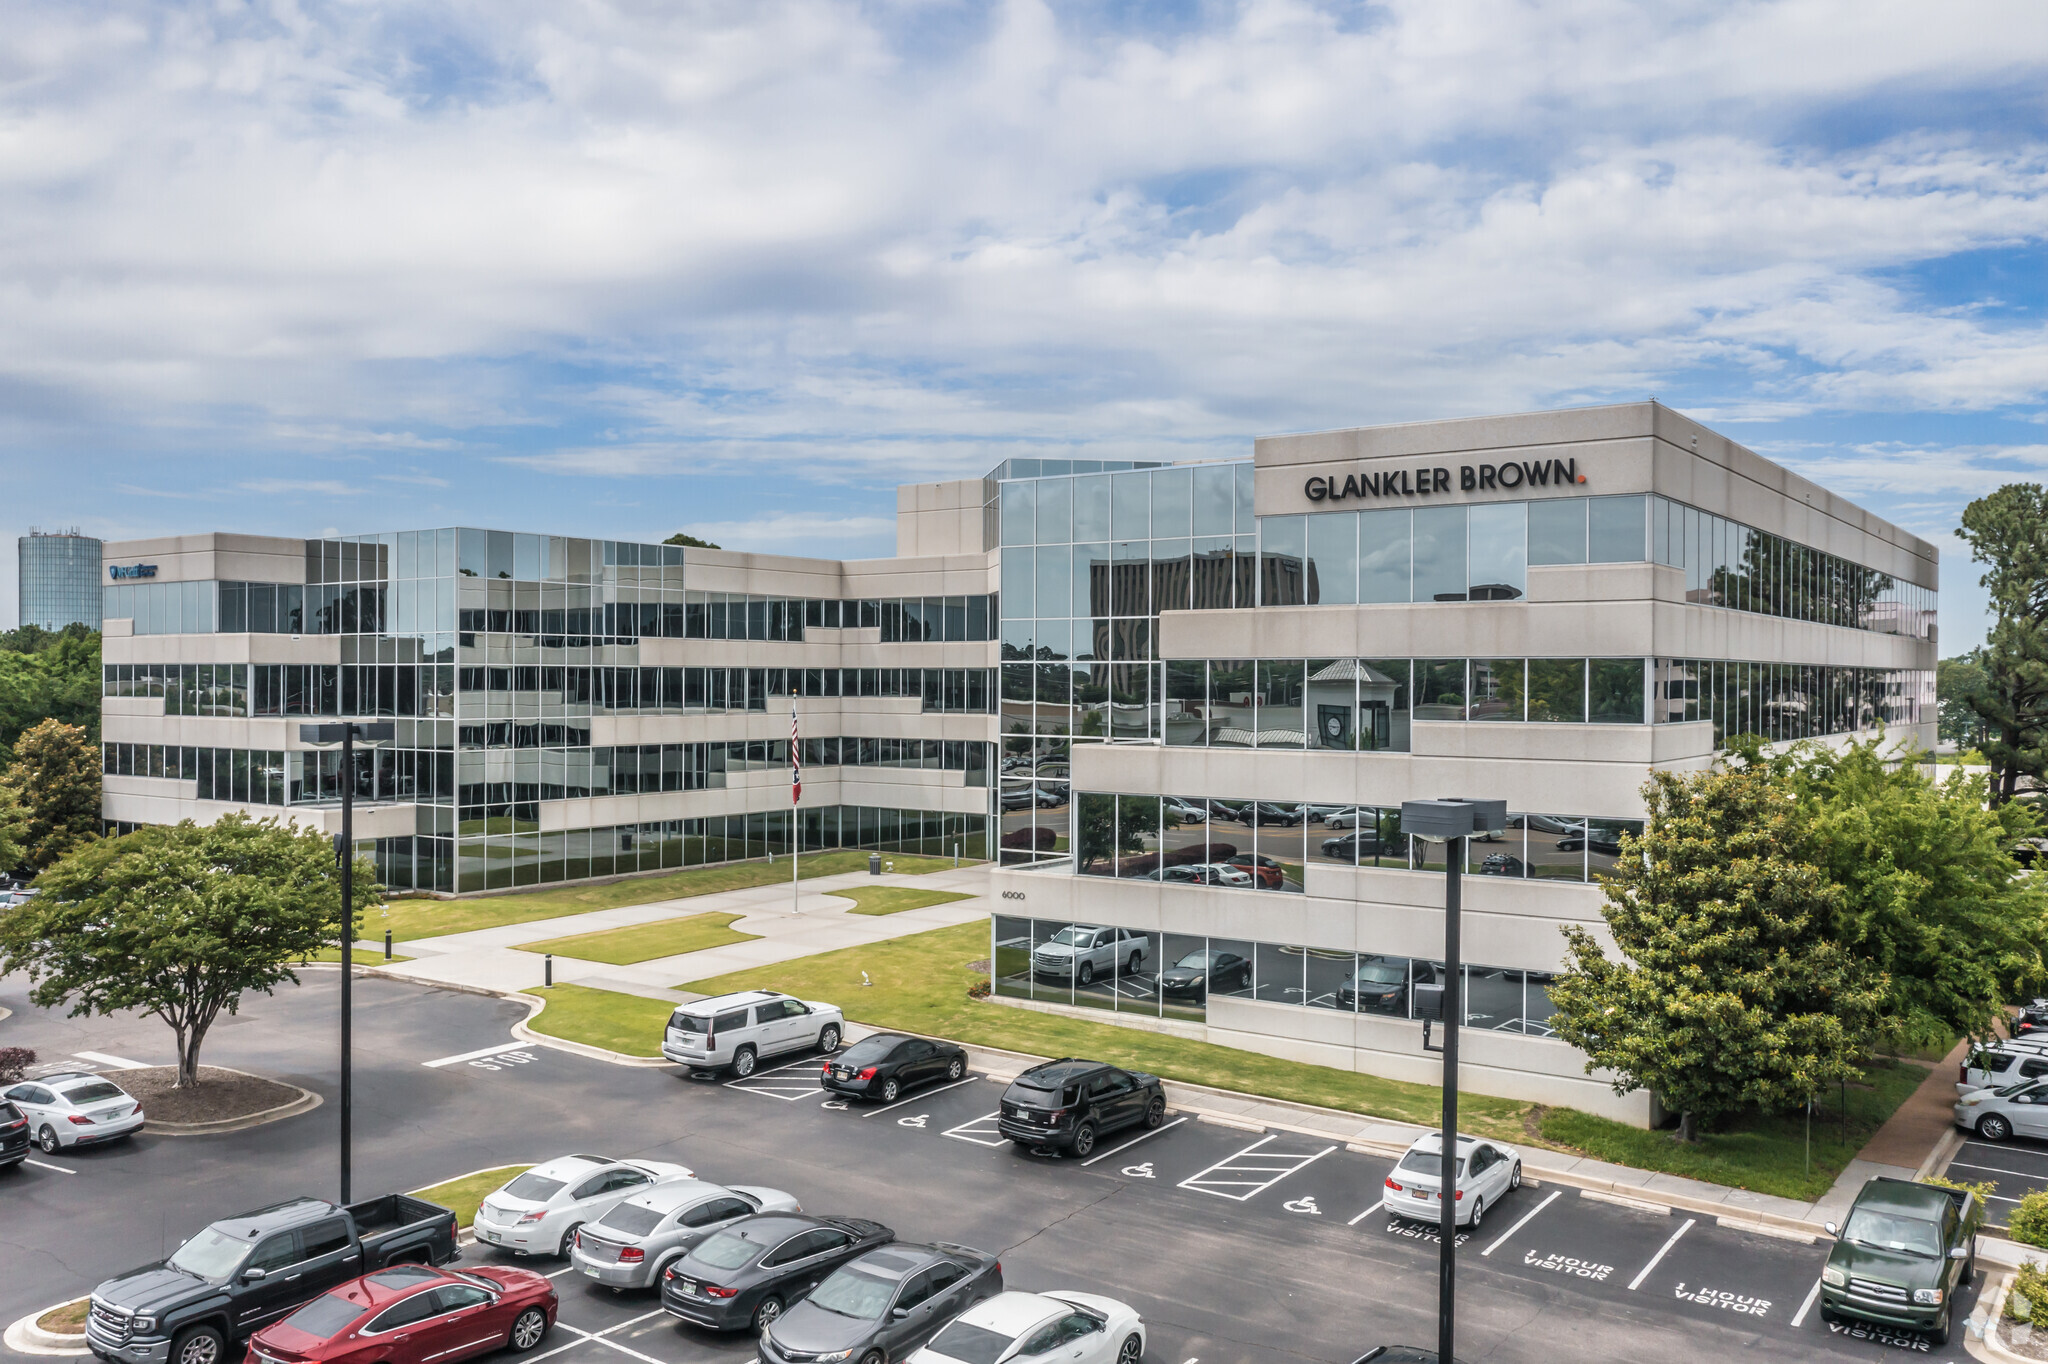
[0,0,2043,649]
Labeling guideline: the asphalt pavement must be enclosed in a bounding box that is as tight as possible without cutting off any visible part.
[0,968,1984,1364]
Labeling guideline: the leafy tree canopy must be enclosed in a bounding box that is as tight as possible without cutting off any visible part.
[1,718,101,872]
[0,814,382,1086]
[1957,483,2048,808]
[662,532,721,549]
[1548,764,1888,1140]
[1937,652,1992,751]
[0,624,100,762]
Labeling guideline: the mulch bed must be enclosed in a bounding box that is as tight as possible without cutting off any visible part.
[117,1065,303,1125]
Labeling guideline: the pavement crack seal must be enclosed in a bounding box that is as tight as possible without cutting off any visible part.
[999,1185,1128,1258]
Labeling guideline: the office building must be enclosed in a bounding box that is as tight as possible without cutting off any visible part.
[98,404,1935,1122]
[19,528,104,632]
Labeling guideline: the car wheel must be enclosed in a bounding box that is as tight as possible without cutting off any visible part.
[1127,952,1142,976]
[36,1125,58,1153]
[1143,1096,1166,1129]
[1979,1113,2013,1141]
[1071,1122,1097,1158]
[732,1045,758,1079]
[1931,1299,1953,1346]
[558,1224,582,1258]
[1467,1197,1484,1231]
[1510,1161,1523,1191]
[171,1325,225,1364]
[818,1024,840,1053]
[753,1296,784,1331]
[946,1056,966,1081]
[860,1352,885,1364]
[880,1077,901,1103]
[508,1307,549,1352]
[1117,1332,1143,1363]
[1077,962,1095,987]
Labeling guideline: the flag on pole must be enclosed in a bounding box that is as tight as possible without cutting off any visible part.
[791,706,801,804]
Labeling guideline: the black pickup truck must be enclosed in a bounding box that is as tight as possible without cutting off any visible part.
[86,1194,458,1364]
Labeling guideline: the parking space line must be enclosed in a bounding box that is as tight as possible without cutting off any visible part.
[550,1322,669,1364]
[1627,1218,1695,1291]
[1790,1276,1823,1327]
[1347,1198,1385,1226]
[424,1042,536,1068]
[25,1158,77,1174]
[1480,1189,1559,1257]
[943,1112,1009,1147]
[545,1265,579,1277]
[1178,1136,1337,1202]
[1081,1116,1188,1165]
[74,1050,150,1070]
[723,1056,831,1102]
[1948,1158,2048,1181]
[862,1075,981,1116]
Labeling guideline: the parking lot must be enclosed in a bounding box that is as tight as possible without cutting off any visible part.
[0,971,1985,1363]
[1943,1131,2048,1233]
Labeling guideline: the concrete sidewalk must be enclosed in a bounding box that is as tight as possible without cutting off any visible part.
[367,862,990,998]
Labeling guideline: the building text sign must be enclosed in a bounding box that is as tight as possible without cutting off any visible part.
[108,563,158,579]
[1304,458,1586,504]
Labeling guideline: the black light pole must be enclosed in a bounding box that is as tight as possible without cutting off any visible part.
[300,721,393,1206]
[1402,797,1506,1364]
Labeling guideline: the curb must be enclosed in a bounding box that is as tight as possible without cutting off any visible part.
[1968,1271,2017,1364]
[1919,1123,1970,1181]
[4,1302,90,1357]
[507,993,672,1069]
[132,1068,324,1137]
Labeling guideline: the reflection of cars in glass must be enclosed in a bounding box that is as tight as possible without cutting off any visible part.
[1192,863,1253,886]
[1338,959,1409,1013]
[1521,815,1579,835]
[1133,865,1206,883]
[1225,854,1286,888]
[1161,798,1208,823]
[1478,854,1527,877]
[996,1060,1166,1158]
[999,787,1037,811]
[908,1289,1145,1364]
[1243,802,1303,827]
[1034,784,1069,808]
[1321,807,1377,829]
[1159,950,1251,1001]
[1383,1133,1522,1230]
[1320,832,1395,861]
[820,1033,969,1104]
[1031,926,1150,986]
[1553,834,1622,855]
[761,1242,1004,1364]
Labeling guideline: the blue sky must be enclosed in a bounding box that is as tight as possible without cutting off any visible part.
[0,0,2043,650]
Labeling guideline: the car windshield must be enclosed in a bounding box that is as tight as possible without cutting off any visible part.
[1396,1150,1464,1179]
[1355,964,1405,985]
[1994,1080,2042,1097]
[838,1037,899,1066]
[167,1227,252,1280]
[805,1267,897,1320]
[690,1230,763,1270]
[598,1203,665,1236]
[503,1173,568,1202]
[280,1293,369,1340]
[59,1082,124,1104]
[1842,1208,1943,1257]
[1175,952,1217,969]
[925,1320,1016,1364]
[1048,928,1091,947]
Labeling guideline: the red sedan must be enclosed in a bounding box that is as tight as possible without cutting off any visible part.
[248,1263,556,1364]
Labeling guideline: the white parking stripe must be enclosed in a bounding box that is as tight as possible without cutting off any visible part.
[1178,1136,1337,1202]
[1627,1218,1695,1291]
[549,1322,669,1364]
[74,1050,151,1070]
[424,1042,537,1068]
[861,1075,980,1116]
[1790,1276,1824,1327]
[1481,1189,1560,1257]
[24,1158,76,1174]
[1347,1198,1385,1226]
[1947,1158,2048,1181]
[942,1112,1009,1147]
[1081,1116,1188,1166]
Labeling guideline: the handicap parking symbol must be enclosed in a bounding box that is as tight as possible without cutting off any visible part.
[1122,1162,1156,1179]
[1284,1196,1322,1216]
[898,1114,929,1128]
[820,1099,850,1110]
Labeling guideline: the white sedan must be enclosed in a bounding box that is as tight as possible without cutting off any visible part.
[1383,1133,1522,1230]
[2,1071,145,1152]
[473,1154,694,1256]
[912,1290,1145,1364]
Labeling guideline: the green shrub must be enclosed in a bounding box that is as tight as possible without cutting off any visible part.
[1924,1175,1997,1240]
[2009,1190,2048,1249]
[2009,1261,2048,1320]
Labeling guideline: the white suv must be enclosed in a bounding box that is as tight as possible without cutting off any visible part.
[1031,926,1150,988]
[661,990,844,1077]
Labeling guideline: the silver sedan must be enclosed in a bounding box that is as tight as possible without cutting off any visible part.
[1954,1078,2048,1142]
[569,1179,801,1289]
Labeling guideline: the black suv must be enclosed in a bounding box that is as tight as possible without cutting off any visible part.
[996,1059,1166,1158]
[0,1099,28,1168]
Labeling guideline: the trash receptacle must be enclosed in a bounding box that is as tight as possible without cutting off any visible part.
[869,852,882,876]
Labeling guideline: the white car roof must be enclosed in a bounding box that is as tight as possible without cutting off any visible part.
[619,1179,726,1213]
[1406,1134,1483,1155]
[948,1291,1072,1339]
[681,990,787,1013]
[529,1154,615,1181]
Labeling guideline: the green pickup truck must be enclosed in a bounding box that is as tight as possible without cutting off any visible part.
[1820,1176,1977,1344]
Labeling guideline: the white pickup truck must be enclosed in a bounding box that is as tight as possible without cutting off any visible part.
[1032,925,1150,987]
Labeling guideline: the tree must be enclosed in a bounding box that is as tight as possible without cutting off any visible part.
[0,624,101,760]
[0,815,382,1087]
[1773,738,2048,1046]
[663,532,721,549]
[1937,652,1992,751]
[1957,484,2048,807]
[1548,764,1887,1141]
[0,781,26,875]
[1,718,101,871]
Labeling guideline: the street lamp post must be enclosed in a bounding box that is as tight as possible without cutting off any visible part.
[300,721,394,1205]
[1400,797,1507,1364]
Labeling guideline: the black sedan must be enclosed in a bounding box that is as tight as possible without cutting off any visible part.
[760,1242,1002,1364]
[661,1213,894,1333]
[1159,949,1251,1001]
[1477,853,1526,877]
[1321,832,1397,861]
[820,1032,968,1103]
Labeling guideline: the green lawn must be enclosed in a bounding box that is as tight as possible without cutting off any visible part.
[514,912,758,965]
[824,887,977,917]
[411,1164,532,1228]
[1538,1059,1930,1203]
[523,983,676,1057]
[304,947,415,966]
[373,851,965,940]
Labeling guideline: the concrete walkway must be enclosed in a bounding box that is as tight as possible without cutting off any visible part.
[368,862,990,998]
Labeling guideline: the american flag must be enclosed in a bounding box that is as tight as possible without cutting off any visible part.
[790,705,801,804]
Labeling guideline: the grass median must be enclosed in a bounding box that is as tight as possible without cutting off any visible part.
[514,911,758,965]
[824,887,978,917]
[304,947,415,966]
[411,1164,533,1228]
[374,850,963,940]
[523,982,676,1057]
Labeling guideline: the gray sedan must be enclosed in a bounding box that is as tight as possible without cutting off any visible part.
[1954,1077,2048,1142]
[569,1179,801,1288]
[760,1242,1003,1364]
